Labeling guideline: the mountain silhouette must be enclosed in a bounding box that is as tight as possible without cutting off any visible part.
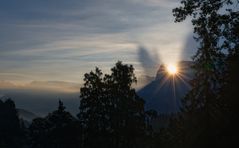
[17,108,38,122]
[138,61,194,114]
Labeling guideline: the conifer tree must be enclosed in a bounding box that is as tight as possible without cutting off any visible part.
[29,100,81,148]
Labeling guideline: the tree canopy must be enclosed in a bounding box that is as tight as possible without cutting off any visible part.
[166,0,239,147]
[78,61,146,148]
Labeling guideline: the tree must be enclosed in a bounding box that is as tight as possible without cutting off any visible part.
[78,67,110,148]
[0,98,26,148]
[78,61,146,148]
[29,100,81,148]
[169,0,239,147]
[108,61,145,148]
[219,44,239,145]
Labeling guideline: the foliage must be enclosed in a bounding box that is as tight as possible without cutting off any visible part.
[0,98,26,148]
[29,100,81,148]
[1,1,238,146]
[78,61,146,148]
[164,0,239,147]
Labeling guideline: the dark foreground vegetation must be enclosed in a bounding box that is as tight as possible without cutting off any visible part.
[0,0,239,147]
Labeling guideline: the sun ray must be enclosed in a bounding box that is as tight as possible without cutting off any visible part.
[166,64,178,75]
[154,75,170,93]
[154,62,191,110]
[176,74,191,89]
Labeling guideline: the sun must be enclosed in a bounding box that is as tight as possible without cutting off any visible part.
[166,64,178,75]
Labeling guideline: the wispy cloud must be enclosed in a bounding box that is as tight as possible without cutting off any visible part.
[0,0,194,86]
[0,80,81,93]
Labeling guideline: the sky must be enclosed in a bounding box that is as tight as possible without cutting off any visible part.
[0,0,197,92]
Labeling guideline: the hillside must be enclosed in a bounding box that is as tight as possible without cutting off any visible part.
[138,61,194,114]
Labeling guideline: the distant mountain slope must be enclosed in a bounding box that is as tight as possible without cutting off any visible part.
[138,61,194,114]
[0,90,80,116]
[17,108,38,122]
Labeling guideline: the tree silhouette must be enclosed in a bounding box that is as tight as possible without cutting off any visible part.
[29,100,81,148]
[219,51,239,145]
[78,61,146,148]
[168,0,239,147]
[0,98,26,148]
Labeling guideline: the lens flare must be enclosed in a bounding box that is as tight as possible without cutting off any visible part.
[166,64,178,75]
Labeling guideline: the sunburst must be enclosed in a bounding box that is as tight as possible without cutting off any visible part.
[166,64,178,75]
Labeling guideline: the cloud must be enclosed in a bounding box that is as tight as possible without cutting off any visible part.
[0,80,81,93]
[180,33,198,61]
[0,0,194,85]
[137,46,160,76]
[0,0,198,115]
[0,0,175,53]
[0,0,166,46]
[0,81,17,89]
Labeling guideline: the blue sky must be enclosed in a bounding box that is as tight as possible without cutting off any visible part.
[0,0,197,90]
